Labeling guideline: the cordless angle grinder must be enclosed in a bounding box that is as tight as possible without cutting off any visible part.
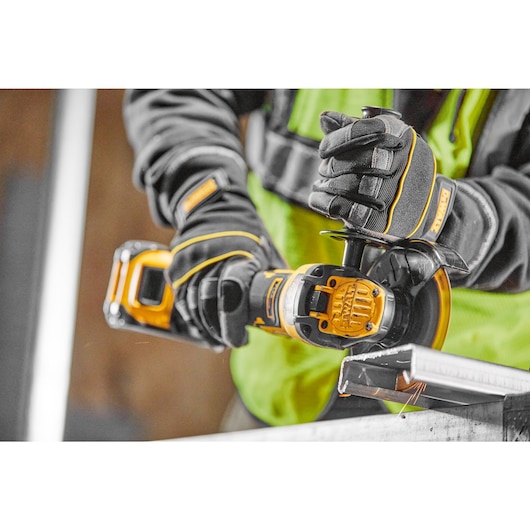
[104,107,468,354]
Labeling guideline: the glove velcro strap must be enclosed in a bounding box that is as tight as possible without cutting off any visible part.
[174,169,229,228]
[169,231,264,291]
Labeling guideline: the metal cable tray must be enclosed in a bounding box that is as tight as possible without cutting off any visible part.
[338,343,530,409]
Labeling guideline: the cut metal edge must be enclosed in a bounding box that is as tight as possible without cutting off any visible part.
[341,343,530,400]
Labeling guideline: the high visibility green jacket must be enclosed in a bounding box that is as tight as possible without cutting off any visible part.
[124,89,530,426]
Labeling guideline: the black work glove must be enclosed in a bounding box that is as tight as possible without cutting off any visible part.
[308,111,456,241]
[167,168,286,350]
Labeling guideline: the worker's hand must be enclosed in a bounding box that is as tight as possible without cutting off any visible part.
[308,111,456,241]
[166,169,286,350]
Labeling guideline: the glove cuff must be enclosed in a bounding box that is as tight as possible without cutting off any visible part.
[171,169,229,230]
[170,163,255,230]
[437,180,499,285]
[165,149,248,230]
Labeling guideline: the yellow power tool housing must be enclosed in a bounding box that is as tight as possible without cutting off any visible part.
[103,230,467,353]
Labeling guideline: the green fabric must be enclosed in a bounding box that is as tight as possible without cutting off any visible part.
[426,89,492,179]
[230,88,530,425]
[288,89,393,141]
[444,289,530,370]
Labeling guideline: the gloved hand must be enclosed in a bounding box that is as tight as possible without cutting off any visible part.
[166,168,286,350]
[308,110,456,241]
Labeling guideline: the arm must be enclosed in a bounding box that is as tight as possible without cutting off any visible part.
[123,89,269,227]
[122,89,284,349]
[440,165,530,293]
[308,108,530,295]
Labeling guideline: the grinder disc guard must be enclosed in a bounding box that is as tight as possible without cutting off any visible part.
[362,245,455,352]
[323,228,467,353]
[393,268,451,351]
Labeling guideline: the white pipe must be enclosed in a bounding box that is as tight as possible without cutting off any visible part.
[27,89,97,441]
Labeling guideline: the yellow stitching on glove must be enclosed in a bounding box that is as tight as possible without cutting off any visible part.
[383,132,437,237]
[170,231,263,256]
[171,250,255,290]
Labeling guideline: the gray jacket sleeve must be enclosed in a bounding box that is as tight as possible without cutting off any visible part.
[440,165,530,294]
[122,89,268,227]
[123,89,530,295]
[437,90,530,294]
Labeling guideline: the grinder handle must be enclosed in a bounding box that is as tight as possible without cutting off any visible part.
[341,106,403,269]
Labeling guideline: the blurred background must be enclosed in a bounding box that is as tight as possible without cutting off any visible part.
[0,89,236,441]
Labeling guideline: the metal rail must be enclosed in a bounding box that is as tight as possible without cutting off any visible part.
[338,344,530,409]
[176,347,530,442]
[26,89,97,441]
[177,392,530,442]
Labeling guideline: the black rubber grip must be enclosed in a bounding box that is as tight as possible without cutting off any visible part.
[248,270,293,333]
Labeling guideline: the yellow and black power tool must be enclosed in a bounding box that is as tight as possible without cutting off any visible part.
[103,226,467,354]
[104,105,468,354]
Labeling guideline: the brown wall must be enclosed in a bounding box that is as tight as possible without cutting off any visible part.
[69,89,236,440]
[1,89,236,440]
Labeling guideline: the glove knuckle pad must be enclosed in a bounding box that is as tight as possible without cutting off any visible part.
[311,112,445,239]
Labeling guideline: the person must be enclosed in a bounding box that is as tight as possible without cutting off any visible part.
[122,89,530,428]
